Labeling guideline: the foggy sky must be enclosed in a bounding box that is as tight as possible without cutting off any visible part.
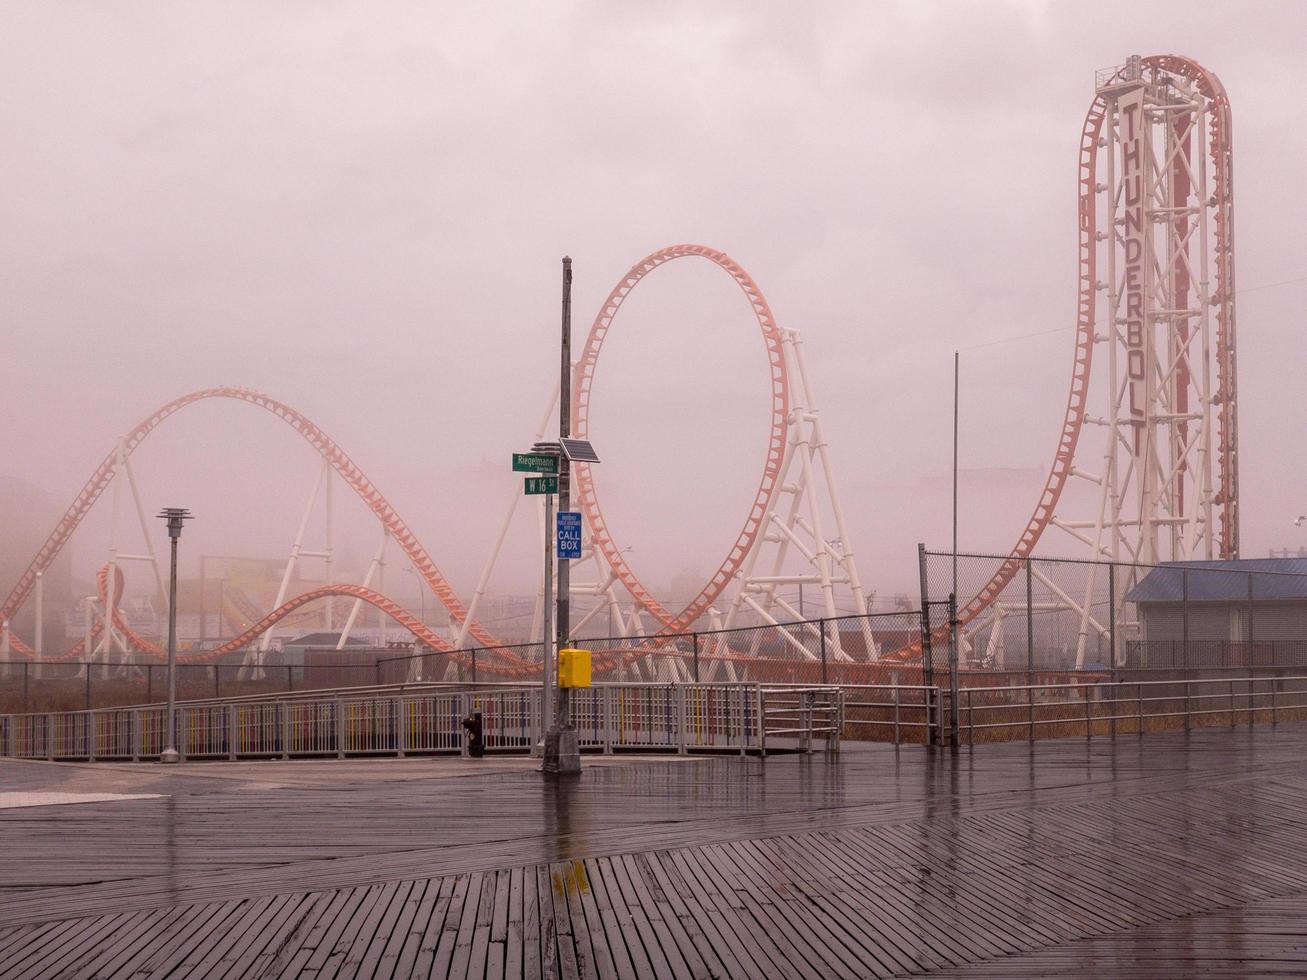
[2,1,1305,608]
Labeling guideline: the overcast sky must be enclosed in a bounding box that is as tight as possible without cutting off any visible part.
[2,1,1305,610]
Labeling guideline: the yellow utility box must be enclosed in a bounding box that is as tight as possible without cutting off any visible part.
[558,648,592,688]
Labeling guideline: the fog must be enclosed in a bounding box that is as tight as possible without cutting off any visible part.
[2,2,1305,624]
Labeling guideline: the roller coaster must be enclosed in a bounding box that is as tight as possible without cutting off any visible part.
[0,54,1239,674]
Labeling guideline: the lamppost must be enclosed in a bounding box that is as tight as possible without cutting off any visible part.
[157,508,192,764]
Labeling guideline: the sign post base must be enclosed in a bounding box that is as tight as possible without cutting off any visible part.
[541,727,581,775]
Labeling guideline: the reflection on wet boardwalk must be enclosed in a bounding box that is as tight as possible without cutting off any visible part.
[3,727,1307,977]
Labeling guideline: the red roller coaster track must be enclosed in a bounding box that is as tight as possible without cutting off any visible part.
[0,387,481,660]
[571,244,789,635]
[890,53,1237,658]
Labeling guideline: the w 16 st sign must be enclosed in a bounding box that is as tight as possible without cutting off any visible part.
[556,511,583,559]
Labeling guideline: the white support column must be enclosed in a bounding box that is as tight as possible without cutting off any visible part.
[98,438,125,661]
[338,528,388,649]
[83,600,93,670]
[256,462,327,660]
[121,450,168,611]
[33,571,43,660]
[466,387,559,648]
[376,549,387,648]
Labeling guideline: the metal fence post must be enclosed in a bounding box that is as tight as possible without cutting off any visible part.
[1182,569,1190,673]
[676,686,687,755]
[1026,558,1035,738]
[917,543,935,746]
[949,593,960,748]
[603,687,613,754]
[227,704,237,760]
[280,701,291,760]
[22,663,28,714]
[132,709,141,761]
[396,697,406,757]
[819,620,828,686]
[471,649,478,686]
[692,633,700,683]
[335,698,346,759]
[84,669,91,710]
[893,685,901,744]
[1247,572,1255,666]
[459,693,469,757]
[214,665,221,701]
[147,665,154,705]
[1108,563,1117,738]
[46,713,54,760]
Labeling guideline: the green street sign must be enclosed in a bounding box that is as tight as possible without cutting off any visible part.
[524,476,558,495]
[512,452,559,474]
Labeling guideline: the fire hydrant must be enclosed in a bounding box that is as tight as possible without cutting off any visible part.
[461,711,484,758]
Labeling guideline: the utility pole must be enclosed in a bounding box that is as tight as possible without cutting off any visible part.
[157,507,193,764]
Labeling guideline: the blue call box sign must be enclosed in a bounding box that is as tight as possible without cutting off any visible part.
[556,511,583,560]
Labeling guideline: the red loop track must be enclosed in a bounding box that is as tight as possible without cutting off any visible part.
[571,244,789,634]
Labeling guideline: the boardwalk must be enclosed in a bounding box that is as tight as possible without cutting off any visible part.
[3,728,1307,977]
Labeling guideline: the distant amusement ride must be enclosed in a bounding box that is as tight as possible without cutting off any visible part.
[0,55,1239,678]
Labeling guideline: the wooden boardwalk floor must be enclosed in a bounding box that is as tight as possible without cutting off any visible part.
[4,727,1307,977]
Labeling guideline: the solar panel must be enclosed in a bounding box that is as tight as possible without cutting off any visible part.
[559,438,600,463]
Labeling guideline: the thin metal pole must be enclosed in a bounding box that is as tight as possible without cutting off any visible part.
[164,533,180,762]
[539,489,554,752]
[916,542,935,746]
[556,255,573,733]
[692,632,700,683]
[819,619,828,685]
[950,351,960,748]
[949,592,960,747]
[1109,562,1117,738]
[1026,558,1034,739]
[951,349,959,630]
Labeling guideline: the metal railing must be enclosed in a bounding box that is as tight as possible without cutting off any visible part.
[948,673,1307,745]
[0,682,841,761]
[758,686,843,753]
[839,684,936,744]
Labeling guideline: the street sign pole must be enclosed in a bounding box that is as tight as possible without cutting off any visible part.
[537,487,554,757]
[544,256,581,775]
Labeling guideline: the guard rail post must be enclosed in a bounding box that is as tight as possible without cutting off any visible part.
[46,713,54,761]
[603,686,613,754]
[692,633,700,683]
[227,704,237,760]
[396,697,407,757]
[893,685,901,744]
[738,686,748,756]
[458,693,469,758]
[280,701,291,760]
[335,698,346,759]
[676,686,687,755]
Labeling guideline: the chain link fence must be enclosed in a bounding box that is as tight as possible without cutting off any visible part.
[922,549,1307,675]
[918,549,1307,742]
